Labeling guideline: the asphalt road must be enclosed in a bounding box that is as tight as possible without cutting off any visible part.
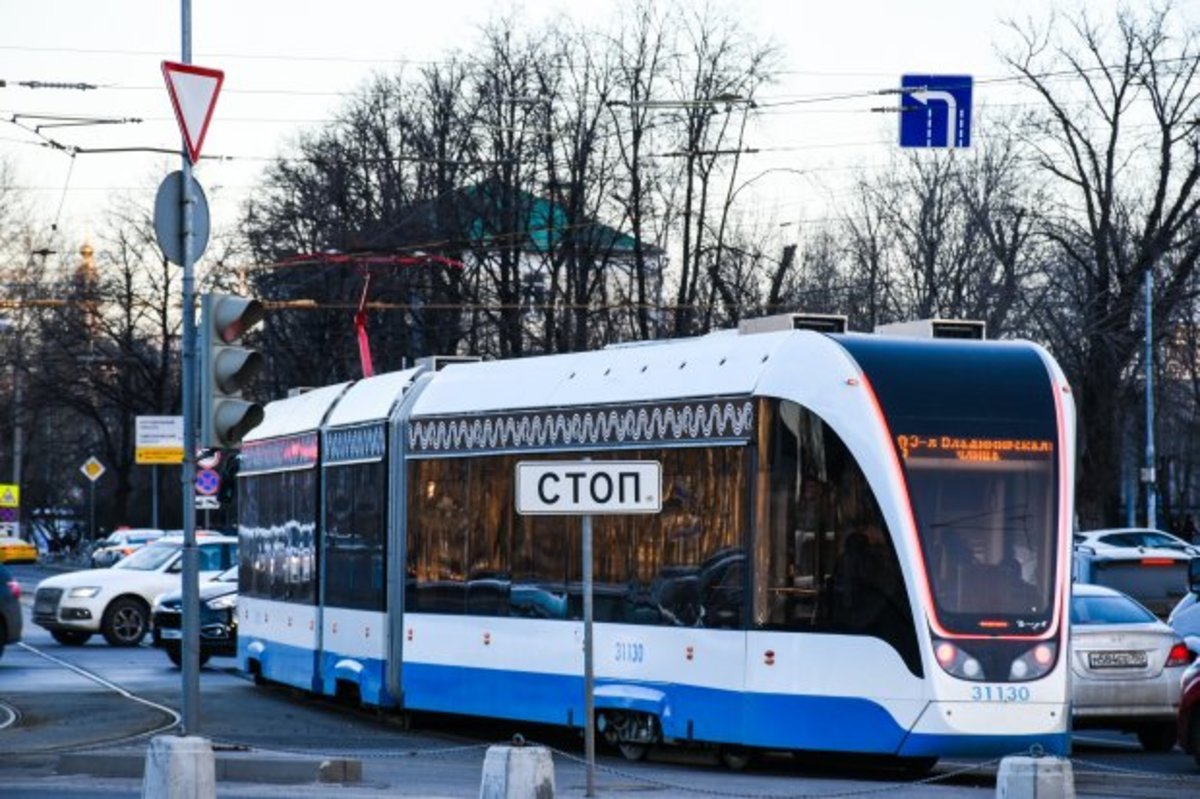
[3,562,1200,798]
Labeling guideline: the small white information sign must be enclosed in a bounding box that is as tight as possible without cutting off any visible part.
[515,461,662,516]
[136,415,185,465]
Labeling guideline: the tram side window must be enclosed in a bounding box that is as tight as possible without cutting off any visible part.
[757,399,920,674]
[465,456,513,615]
[511,513,575,620]
[407,446,748,628]
[590,447,749,628]
[407,458,470,613]
[238,475,260,596]
[324,461,387,611]
[238,469,318,604]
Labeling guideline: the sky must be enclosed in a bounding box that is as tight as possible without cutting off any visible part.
[1,0,1191,258]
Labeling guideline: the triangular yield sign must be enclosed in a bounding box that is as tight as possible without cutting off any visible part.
[162,61,224,164]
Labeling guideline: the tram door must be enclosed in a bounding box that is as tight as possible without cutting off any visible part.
[319,423,393,706]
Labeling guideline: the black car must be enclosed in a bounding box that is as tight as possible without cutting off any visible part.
[1,563,23,659]
[151,566,237,667]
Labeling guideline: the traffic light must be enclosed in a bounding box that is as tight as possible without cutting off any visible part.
[199,292,265,448]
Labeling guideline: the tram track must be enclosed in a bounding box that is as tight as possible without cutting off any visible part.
[3,641,181,755]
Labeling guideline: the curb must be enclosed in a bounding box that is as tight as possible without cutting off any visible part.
[57,749,363,784]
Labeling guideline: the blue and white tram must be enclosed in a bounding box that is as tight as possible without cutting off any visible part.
[237,317,1075,763]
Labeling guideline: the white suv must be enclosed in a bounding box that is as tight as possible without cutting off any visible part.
[34,536,237,647]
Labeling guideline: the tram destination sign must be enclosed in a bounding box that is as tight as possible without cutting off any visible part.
[515,461,661,516]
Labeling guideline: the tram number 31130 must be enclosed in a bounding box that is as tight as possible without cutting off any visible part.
[971,685,1031,703]
[614,641,645,663]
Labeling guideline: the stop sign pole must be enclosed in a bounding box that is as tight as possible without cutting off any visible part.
[515,460,661,797]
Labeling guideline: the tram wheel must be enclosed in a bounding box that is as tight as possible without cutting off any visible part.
[718,745,754,771]
[617,742,649,762]
[894,756,938,778]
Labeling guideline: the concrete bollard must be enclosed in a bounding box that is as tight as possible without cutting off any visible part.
[995,755,1075,799]
[479,744,555,799]
[141,735,216,799]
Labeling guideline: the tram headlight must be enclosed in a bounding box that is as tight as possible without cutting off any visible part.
[931,638,985,681]
[1008,642,1058,682]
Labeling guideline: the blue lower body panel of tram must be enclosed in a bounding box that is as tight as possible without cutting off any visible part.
[399,661,1068,756]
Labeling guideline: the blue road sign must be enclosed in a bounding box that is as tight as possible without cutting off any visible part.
[195,467,220,497]
[899,74,972,148]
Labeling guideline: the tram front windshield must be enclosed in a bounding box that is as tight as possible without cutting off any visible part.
[899,436,1057,635]
[837,336,1061,637]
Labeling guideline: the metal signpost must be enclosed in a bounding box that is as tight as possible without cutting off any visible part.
[79,456,106,543]
[194,467,221,527]
[515,460,662,797]
[156,0,224,735]
[899,74,973,149]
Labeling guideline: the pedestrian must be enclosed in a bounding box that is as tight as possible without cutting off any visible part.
[1182,514,1199,545]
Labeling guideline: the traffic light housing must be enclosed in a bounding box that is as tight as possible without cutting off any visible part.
[199,292,265,448]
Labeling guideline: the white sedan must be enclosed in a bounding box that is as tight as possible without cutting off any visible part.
[33,535,237,647]
[1074,527,1196,617]
[1070,583,1194,751]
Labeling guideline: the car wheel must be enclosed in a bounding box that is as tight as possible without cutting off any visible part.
[50,629,92,646]
[1136,722,1177,752]
[1190,711,1200,767]
[166,647,211,668]
[101,597,148,647]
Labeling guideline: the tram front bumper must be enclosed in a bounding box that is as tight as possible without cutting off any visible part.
[899,700,1070,758]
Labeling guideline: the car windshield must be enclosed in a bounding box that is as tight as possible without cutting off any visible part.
[113,541,179,571]
[1071,594,1157,625]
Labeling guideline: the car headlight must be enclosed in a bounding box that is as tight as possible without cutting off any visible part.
[205,594,237,611]
[68,586,101,598]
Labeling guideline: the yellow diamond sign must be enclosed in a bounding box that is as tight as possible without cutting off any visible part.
[80,456,106,483]
[0,484,18,508]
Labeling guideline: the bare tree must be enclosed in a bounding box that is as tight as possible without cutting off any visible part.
[609,0,672,340]
[1006,7,1200,525]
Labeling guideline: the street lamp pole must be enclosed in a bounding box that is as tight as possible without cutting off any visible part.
[1144,267,1157,528]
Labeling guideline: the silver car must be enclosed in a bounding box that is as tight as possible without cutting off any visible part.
[1071,583,1194,750]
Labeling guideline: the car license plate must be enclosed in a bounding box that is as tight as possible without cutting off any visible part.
[1088,650,1147,669]
[160,628,182,640]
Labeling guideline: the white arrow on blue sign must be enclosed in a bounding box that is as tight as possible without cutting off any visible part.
[899,74,972,149]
